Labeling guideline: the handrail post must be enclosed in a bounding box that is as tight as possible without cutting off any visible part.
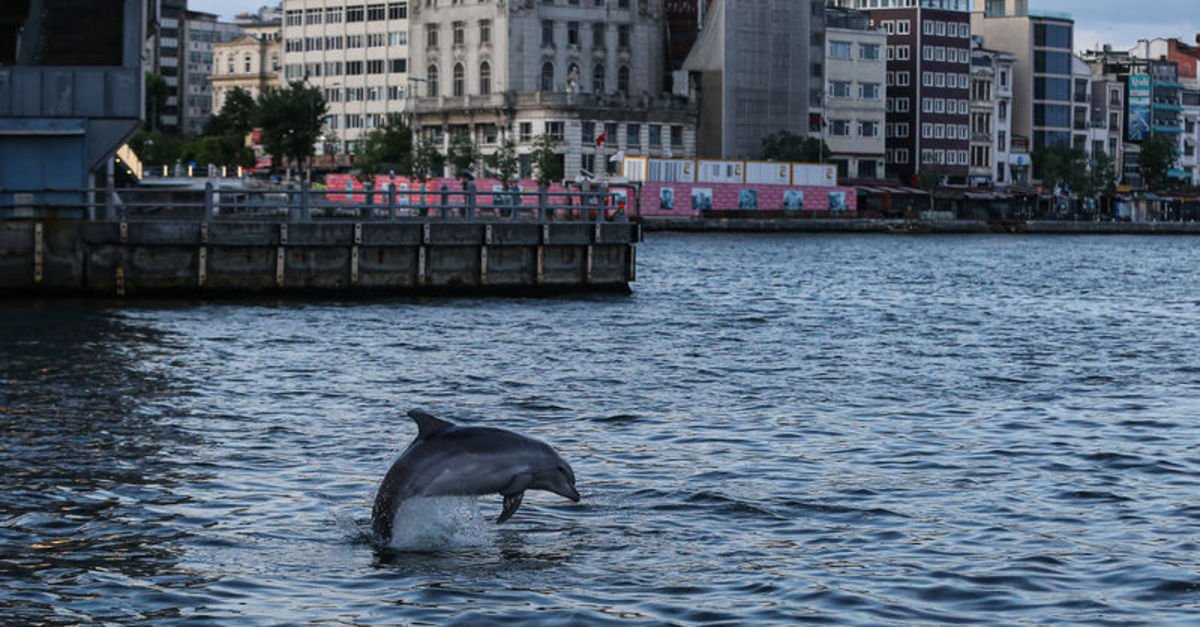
[538,186,548,221]
[465,181,476,219]
[300,182,310,221]
[387,182,397,220]
[363,182,373,220]
[204,181,215,219]
[440,184,449,219]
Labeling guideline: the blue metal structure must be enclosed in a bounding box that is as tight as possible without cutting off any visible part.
[0,0,146,210]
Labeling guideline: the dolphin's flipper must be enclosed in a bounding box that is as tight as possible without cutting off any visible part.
[497,473,533,523]
[408,410,456,440]
[498,491,525,524]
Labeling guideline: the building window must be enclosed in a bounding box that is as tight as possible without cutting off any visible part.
[453,63,465,96]
[426,24,439,47]
[593,63,605,93]
[649,124,662,146]
[346,6,364,22]
[626,123,640,146]
[829,80,851,98]
[860,120,879,137]
[546,121,565,141]
[861,83,880,99]
[859,43,880,60]
[542,20,554,46]
[453,21,465,46]
[427,65,439,96]
[367,4,386,21]
[618,24,630,49]
[830,41,852,59]
[618,65,630,94]
[480,61,491,94]
[671,125,683,146]
[593,23,606,48]
[480,20,491,44]
[541,62,554,91]
[830,120,851,137]
[519,121,533,142]
[568,21,580,46]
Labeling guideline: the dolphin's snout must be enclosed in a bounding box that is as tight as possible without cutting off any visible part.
[561,485,581,502]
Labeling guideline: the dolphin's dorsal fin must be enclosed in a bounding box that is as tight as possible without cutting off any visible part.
[408,410,455,439]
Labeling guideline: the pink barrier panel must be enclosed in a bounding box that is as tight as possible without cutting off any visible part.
[324,174,573,207]
[638,181,857,217]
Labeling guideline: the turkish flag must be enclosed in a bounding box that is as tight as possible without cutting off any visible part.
[595,131,607,147]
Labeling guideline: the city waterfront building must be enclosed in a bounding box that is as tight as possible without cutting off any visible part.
[1082,47,1185,188]
[405,0,696,179]
[210,14,283,113]
[968,39,1016,186]
[282,0,696,176]
[280,0,414,157]
[970,0,1078,180]
[146,0,187,133]
[1130,38,1200,186]
[824,5,887,180]
[182,11,244,134]
[682,0,824,160]
[838,0,972,184]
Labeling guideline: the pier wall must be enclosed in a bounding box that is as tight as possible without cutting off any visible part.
[0,220,640,296]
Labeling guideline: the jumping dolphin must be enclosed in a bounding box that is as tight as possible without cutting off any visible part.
[371,410,581,544]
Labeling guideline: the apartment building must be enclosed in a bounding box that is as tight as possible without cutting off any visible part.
[1130,38,1200,186]
[182,11,244,134]
[1082,47,1185,188]
[968,40,1016,186]
[210,14,283,114]
[824,6,887,179]
[281,1,414,155]
[839,0,972,184]
[682,0,824,160]
[971,0,1080,174]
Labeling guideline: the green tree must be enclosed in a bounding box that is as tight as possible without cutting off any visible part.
[204,87,258,137]
[486,139,519,185]
[255,81,327,172]
[129,129,184,166]
[530,134,564,187]
[1034,144,1088,195]
[1081,151,1118,200]
[410,135,444,182]
[144,72,169,133]
[446,133,482,177]
[354,114,413,180]
[1138,132,1179,191]
[761,130,831,162]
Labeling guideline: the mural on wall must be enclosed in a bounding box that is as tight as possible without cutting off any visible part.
[660,187,675,210]
[738,188,759,210]
[828,191,847,212]
[783,190,804,211]
[691,188,713,211]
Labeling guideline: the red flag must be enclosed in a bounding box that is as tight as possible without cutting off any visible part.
[595,131,607,147]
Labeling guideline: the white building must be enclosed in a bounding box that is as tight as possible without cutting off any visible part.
[281,1,413,156]
[968,39,1014,186]
[824,6,887,180]
[210,17,283,114]
[281,0,697,176]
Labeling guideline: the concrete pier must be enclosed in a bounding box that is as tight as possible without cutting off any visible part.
[0,219,640,296]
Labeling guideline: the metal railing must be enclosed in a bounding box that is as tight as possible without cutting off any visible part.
[0,184,634,223]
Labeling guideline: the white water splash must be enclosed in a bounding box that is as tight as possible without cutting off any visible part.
[387,496,493,552]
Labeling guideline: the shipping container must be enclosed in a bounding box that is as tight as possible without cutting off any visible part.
[745,161,792,186]
[622,157,648,181]
[792,163,838,187]
[646,158,696,183]
[696,159,745,184]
